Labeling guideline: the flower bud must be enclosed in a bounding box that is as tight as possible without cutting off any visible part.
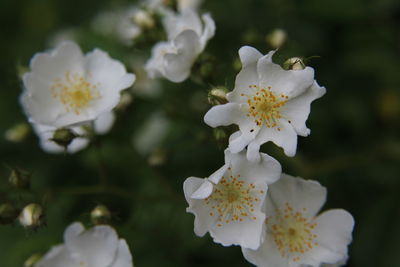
[283,57,305,70]
[91,204,111,225]
[50,128,78,148]
[24,253,42,267]
[9,168,30,189]
[133,10,155,29]
[19,203,44,228]
[208,87,228,105]
[4,122,30,143]
[0,203,18,224]
[266,28,287,49]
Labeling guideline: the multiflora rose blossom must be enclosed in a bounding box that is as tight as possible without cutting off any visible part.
[242,174,354,267]
[20,41,135,128]
[35,222,134,267]
[183,149,281,249]
[204,46,326,160]
[145,8,215,82]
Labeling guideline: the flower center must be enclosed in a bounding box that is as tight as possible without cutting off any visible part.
[205,168,265,226]
[242,85,288,129]
[266,202,318,262]
[50,71,100,115]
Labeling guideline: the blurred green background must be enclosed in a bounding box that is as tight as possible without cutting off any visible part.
[1,0,400,266]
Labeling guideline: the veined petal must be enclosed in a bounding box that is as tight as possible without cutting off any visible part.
[257,51,314,99]
[281,81,326,136]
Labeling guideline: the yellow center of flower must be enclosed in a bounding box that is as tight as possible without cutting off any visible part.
[241,85,288,130]
[50,71,100,115]
[205,168,265,226]
[266,202,318,262]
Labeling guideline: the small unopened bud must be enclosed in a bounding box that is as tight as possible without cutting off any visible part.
[24,253,42,267]
[91,204,111,225]
[51,128,78,148]
[9,168,30,189]
[4,122,30,143]
[283,57,305,70]
[266,28,287,49]
[208,87,228,105]
[0,203,18,224]
[133,10,155,29]
[19,203,44,228]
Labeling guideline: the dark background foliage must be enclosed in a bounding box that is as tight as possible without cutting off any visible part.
[1,0,400,266]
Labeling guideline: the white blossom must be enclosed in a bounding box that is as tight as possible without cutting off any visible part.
[204,46,326,159]
[145,9,215,82]
[35,222,133,267]
[183,149,281,249]
[242,174,354,267]
[20,41,135,128]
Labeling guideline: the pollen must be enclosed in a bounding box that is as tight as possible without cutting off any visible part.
[242,84,288,128]
[50,71,100,115]
[204,171,264,225]
[267,202,318,261]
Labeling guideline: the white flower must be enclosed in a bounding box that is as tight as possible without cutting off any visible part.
[32,111,115,154]
[145,9,215,82]
[21,41,135,128]
[35,222,133,267]
[242,174,354,267]
[183,149,281,249]
[204,46,326,159]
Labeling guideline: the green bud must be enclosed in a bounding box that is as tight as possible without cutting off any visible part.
[208,87,228,105]
[4,122,30,143]
[0,203,18,224]
[24,253,42,267]
[50,128,78,148]
[9,168,30,189]
[266,28,287,49]
[91,204,111,225]
[283,57,305,70]
[19,203,44,229]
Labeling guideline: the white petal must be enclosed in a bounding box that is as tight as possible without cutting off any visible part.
[163,9,202,40]
[242,237,291,267]
[191,180,213,199]
[204,103,244,128]
[110,239,134,267]
[94,111,116,135]
[183,177,215,237]
[281,81,326,136]
[257,51,315,98]
[229,150,281,185]
[163,30,201,82]
[210,210,266,249]
[35,244,79,267]
[208,163,229,184]
[30,41,84,82]
[227,46,262,103]
[65,224,119,267]
[300,209,354,266]
[145,41,173,79]
[255,120,298,157]
[265,174,327,218]
[247,140,261,162]
[199,13,216,51]
[228,130,254,154]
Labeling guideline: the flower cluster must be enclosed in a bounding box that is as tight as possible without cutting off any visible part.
[35,222,134,267]
[184,46,354,267]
